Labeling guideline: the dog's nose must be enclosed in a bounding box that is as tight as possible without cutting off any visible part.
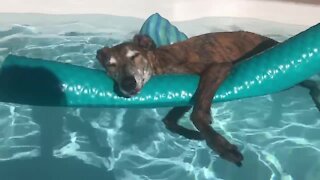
[121,76,137,92]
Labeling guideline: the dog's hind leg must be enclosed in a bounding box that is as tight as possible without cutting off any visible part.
[162,106,204,140]
[191,62,243,167]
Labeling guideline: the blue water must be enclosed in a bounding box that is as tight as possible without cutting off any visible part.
[0,13,320,180]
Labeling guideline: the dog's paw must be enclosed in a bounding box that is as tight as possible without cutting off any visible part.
[206,133,243,167]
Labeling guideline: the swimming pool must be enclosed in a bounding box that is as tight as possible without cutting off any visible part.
[0,13,320,180]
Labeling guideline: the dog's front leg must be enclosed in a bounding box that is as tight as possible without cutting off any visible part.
[191,62,244,166]
[162,106,203,140]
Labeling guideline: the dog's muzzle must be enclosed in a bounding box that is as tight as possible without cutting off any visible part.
[120,76,140,96]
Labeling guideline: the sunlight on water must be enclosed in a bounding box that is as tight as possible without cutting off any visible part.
[0,14,320,180]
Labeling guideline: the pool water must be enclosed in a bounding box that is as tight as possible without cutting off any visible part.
[0,13,320,180]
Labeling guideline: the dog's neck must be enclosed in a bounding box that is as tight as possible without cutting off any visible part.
[147,50,167,75]
[147,47,209,75]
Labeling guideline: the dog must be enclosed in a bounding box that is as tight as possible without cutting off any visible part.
[96,31,319,167]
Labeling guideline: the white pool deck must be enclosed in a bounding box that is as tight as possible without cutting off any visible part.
[0,0,319,26]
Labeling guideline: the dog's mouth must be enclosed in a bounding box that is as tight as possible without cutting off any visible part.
[113,83,142,98]
[119,87,141,98]
[116,75,145,98]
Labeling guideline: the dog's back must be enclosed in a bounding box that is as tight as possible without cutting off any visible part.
[151,31,278,74]
[156,31,278,64]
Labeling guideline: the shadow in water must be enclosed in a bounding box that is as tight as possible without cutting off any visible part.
[64,110,111,157]
[0,106,115,180]
[0,65,115,179]
[0,156,115,180]
[119,109,159,147]
[0,65,67,106]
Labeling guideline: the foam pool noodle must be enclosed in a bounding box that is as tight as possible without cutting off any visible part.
[0,13,319,107]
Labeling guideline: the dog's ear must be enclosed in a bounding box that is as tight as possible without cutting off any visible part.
[96,47,110,64]
[133,34,156,50]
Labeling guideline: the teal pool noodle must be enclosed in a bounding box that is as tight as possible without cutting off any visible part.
[0,23,320,107]
[0,22,320,108]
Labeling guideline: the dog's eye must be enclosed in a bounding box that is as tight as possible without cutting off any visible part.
[130,53,140,60]
[106,62,116,67]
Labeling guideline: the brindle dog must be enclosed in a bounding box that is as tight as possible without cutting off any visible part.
[95,31,317,166]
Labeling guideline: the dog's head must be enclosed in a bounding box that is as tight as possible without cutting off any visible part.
[96,35,156,98]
